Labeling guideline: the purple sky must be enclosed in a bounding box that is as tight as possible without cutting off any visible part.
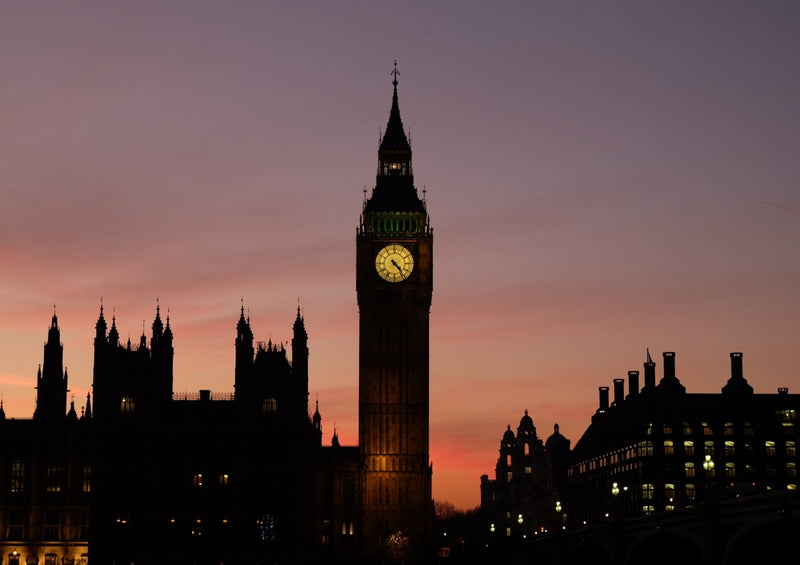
[1,1,799,509]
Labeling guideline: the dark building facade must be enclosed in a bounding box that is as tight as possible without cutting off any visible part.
[0,70,433,564]
[480,350,800,544]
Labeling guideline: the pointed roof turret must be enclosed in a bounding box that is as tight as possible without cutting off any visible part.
[293,303,307,338]
[164,311,173,341]
[379,61,411,159]
[67,397,78,422]
[95,301,107,338]
[84,392,92,420]
[237,303,253,342]
[363,62,426,214]
[312,398,322,430]
[152,299,164,340]
[108,314,119,346]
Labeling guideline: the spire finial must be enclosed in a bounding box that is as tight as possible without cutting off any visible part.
[391,60,399,86]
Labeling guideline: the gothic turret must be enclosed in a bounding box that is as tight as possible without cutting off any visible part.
[292,304,309,417]
[35,310,68,421]
[234,305,254,395]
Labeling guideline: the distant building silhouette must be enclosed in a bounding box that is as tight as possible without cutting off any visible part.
[0,68,433,564]
[480,350,800,545]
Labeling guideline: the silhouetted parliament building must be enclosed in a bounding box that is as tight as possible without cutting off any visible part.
[1,73,799,565]
[0,72,432,564]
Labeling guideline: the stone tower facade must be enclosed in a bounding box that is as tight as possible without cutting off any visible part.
[356,66,433,557]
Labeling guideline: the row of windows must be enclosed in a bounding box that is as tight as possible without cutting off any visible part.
[646,419,795,437]
[2,509,90,541]
[643,440,796,457]
[7,461,91,494]
[192,473,229,489]
[573,437,797,475]
[7,555,87,565]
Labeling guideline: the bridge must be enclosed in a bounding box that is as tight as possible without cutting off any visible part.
[483,491,799,565]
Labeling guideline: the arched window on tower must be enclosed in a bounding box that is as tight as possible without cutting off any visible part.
[120,396,134,415]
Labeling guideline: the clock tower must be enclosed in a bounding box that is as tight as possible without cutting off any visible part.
[357,66,433,557]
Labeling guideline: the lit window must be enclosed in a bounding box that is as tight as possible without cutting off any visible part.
[788,463,797,479]
[219,473,229,488]
[724,422,734,436]
[685,462,695,478]
[262,397,277,414]
[46,465,61,493]
[686,484,696,501]
[44,555,57,565]
[664,440,674,456]
[507,471,512,482]
[684,440,694,456]
[663,424,672,436]
[683,422,693,435]
[703,424,713,436]
[704,441,714,455]
[766,441,776,456]
[525,466,532,474]
[505,527,511,537]
[9,553,20,565]
[642,483,654,500]
[664,483,675,506]
[725,441,735,456]
[10,458,25,493]
[639,441,653,457]
[82,465,92,493]
[725,462,735,479]
[787,441,796,457]
[193,474,203,489]
[120,396,134,415]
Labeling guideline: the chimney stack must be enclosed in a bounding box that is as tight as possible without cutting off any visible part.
[644,353,656,389]
[628,370,640,397]
[613,378,625,406]
[730,352,743,381]
[598,386,609,412]
[663,351,676,381]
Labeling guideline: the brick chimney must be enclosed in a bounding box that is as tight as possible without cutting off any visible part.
[598,386,609,412]
[663,351,676,381]
[613,378,625,406]
[730,352,743,381]
[628,370,640,397]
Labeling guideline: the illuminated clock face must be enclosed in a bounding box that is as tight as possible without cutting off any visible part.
[375,244,414,282]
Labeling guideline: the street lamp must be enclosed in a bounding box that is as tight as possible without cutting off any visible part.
[703,455,715,476]
[703,454,716,500]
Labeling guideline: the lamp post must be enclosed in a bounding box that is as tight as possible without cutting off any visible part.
[703,454,715,500]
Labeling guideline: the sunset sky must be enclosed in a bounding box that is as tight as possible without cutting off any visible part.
[1,2,798,510]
